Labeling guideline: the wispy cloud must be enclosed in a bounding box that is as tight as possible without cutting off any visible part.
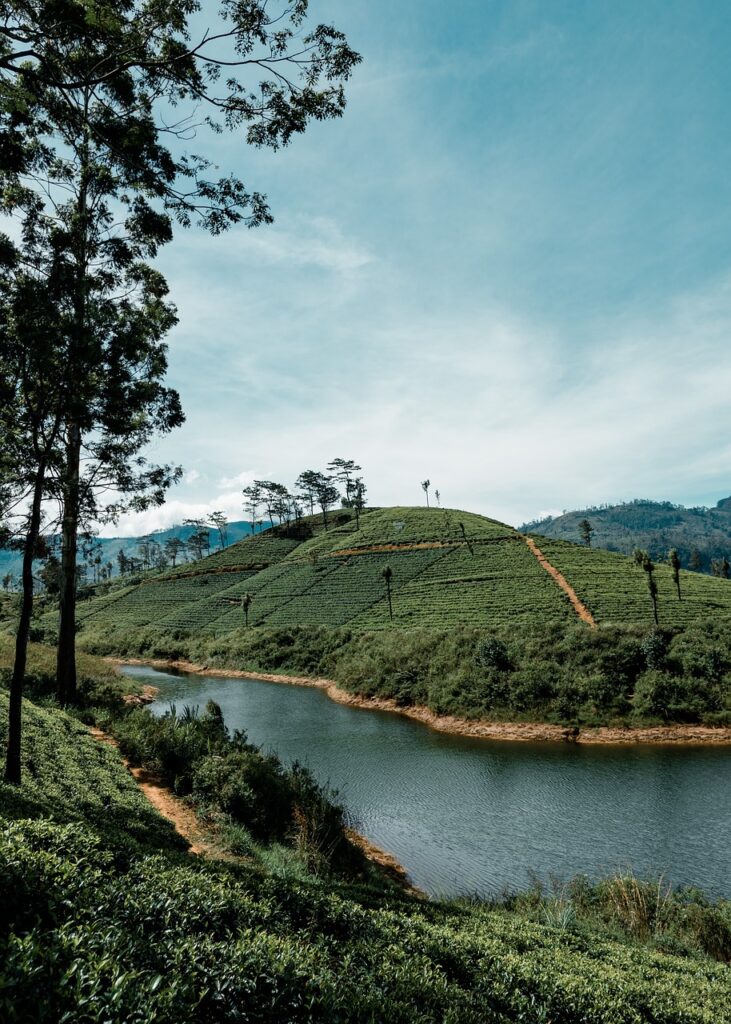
[101,3,731,533]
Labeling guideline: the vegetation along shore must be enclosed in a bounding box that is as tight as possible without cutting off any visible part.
[1,639,729,1022]
[115,656,731,745]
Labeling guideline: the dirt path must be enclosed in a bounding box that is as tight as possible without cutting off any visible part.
[88,726,225,858]
[113,658,731,745]
[523,536,597,627]
[89,719,420,886]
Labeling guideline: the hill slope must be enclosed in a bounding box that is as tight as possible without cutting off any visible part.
[72,506,731,642]
[521,498,731,573]
[0,520,259,585]
[1,690,728,1022]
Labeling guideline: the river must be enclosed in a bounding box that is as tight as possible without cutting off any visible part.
[121,664,731,899]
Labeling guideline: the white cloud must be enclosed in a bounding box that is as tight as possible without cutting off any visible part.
[104,269,731,536]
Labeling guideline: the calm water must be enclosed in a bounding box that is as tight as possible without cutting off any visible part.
[121,664,731,898]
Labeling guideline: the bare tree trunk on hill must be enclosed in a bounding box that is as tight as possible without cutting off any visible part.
[5,462,46,784]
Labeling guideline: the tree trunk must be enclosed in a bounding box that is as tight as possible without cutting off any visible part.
[57,425,81,705]
[5,462,46,784]
[386,582,393,621]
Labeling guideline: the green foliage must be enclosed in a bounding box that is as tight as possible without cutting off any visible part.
[495,872,731,963]
[113,700,358,876]
[0,688,729,1021]
[523,497,731,574]
[1,813,729,1023]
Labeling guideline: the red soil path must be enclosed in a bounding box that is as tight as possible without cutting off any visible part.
[522,536,597,627]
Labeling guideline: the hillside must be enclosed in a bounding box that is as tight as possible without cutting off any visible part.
[0,520,259,586]
[71,505,731,641]
[1,684,728,1022]
[521,497,731,573]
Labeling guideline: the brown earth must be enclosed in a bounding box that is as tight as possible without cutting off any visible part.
[522,536,597,627]
[91,708,416,885]
[111,658,731,746]
[88,725,224,857]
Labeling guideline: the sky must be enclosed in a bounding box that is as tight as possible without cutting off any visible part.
[113,0,731,536]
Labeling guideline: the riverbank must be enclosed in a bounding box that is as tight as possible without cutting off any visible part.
[112,657,731,745]
[6,686,728,1023]
[89,718,415,887]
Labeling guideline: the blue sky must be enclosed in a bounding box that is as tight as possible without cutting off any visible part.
[116,0,731,534]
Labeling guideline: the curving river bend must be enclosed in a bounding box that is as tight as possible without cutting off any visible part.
[121,664,731,899]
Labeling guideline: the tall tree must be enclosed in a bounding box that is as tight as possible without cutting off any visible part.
[689,549,703,572]
[241,592,253,629]
[634,549,659,625]
[164,536,186,568]
[1,0,359,711]
[295,471,320,518]
[312,473,340,530]
[208,511,229,550]
[327,457,361,507]
[184,519,209,561]
[0,240,68,783]
[351,478,367,530]
[421,480,431,508]
[578,519,594,547]
[668,548,682,601]
[242,482,263,533]
[382,565,394,621]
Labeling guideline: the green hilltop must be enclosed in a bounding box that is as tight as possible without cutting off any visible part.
[72,505,731,642]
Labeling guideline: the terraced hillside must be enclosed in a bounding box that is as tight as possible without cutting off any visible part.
[71,506,731,641]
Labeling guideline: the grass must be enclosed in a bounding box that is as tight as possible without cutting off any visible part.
[1,681,729,1022]
[75,618,731,728]
[12,506,731,727]
[61,508,731,647]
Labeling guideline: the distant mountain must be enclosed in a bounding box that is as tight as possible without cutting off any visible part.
[520,498,731,573]
[0,520,259,587]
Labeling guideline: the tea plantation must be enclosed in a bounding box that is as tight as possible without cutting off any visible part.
[72,506,731,641]
[1,689,729,1023]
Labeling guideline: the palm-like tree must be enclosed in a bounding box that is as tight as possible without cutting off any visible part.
[382,565,394,621]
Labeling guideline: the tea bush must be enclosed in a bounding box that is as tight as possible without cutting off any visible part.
[1,681,729,1021]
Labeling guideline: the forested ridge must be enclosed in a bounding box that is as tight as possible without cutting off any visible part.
[522,497,731,574]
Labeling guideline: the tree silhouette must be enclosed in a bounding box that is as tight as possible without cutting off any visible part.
[351,478,367,530]
[295,471,320,518]
[634,548,659,625]
[382,565,394,621]
[578,519,594,547]
[241,593,254,629]
[242,482,263,533]
[421,480,431,507]
[164,537,186,568]
[208,512,229,550]
[668,548,682,600]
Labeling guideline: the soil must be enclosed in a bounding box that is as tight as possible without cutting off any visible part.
[89,714,417,886]
[88,725,230,858]
[522,536,597,627]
